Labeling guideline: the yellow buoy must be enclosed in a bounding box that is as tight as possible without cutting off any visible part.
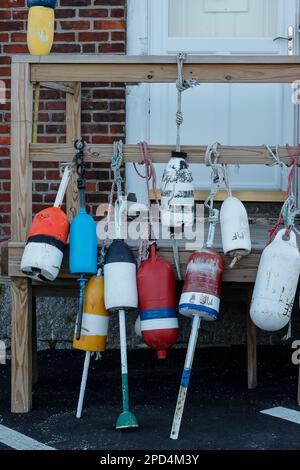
[27,6,55,56]
[73,275,110,353]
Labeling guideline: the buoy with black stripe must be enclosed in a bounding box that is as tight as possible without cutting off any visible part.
[74,271,110,418]
[21,165,71,282]
[104,239,139,430]
[138,243,179,359]
[27,0,57,56]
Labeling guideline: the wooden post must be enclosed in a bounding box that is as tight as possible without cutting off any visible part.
[32,296,38,387]
[247,287,257,389]
[10,62,33,412]
[66,82,81,221]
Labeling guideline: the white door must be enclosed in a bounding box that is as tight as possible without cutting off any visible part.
[126,0,299,202]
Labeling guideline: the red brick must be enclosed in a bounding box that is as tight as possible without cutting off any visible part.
[94,112,124,123]
[0,136,10,145]
[3,44,28,53]
[12,10,28,20]
[100,43,124,53]
[111,31,125,41]
[0,33,9,42]
[80,9,109,17]
[60,0,92,5]
[109,100,125,111]
[94,19,125,30]
[53,32,76,42]
[60,21,90,30]
[52,44,81,53]
[78,32,108,41]
[0,11,12,20]
[0,21,24,31]
[94,0,125,5]
[82,43,96,53]
[0,0,25,6]
[110,8,125,18]
[0,124,10,133]
[56,9,76,19]
[11,32,26,42]
[0,67,11,77]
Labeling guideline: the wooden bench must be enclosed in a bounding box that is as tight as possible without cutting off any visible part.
[4,54,300,412]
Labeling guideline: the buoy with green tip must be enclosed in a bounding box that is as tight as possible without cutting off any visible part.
[104,239,139,431]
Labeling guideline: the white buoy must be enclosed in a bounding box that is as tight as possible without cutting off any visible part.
[220,196,251,268]
[161,152,194,228]
[250,229,300,331]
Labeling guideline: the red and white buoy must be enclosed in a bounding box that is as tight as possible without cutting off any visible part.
[138,243,179,359]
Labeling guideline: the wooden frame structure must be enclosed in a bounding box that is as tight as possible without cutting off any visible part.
[5,54,300,413]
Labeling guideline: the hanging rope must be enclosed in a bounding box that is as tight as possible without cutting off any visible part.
[176,53,200,152]
[106,141,124,240]
[268,144,300,243]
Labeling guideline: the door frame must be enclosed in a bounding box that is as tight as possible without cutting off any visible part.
[126,0,300,201]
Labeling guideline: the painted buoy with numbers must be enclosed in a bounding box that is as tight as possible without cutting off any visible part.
[161,151,194,228]
[138,243,179,359]
[179,248,224,321]
[21,165,71,282]
[220,196,251,268]
[250,229,300,332]
[27,0,57,55]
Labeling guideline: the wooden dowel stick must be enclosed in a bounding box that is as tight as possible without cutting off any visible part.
[76,351,91,419]
[170,315,201,440]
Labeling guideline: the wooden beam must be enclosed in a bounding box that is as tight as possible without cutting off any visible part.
[10,62,33,413]
[11,277,32,413]
[151,190,286,203]
[40,82,76,94]
[8,242,262,283]
[31,62,300,84]
[29,143,298,166]
[11,63,33,241]
[66,83,81,221]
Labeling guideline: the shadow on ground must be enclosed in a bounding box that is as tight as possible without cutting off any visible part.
[0,346,299,450]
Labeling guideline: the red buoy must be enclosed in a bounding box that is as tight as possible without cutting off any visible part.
[138,244,179,359]
[179,248,224,321]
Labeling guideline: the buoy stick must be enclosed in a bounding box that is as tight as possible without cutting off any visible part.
[54,165,71,208]
[76,351,91,419]
[76,276,87,340]
[119,309,129,412]
[116,309,138,429]
[170,315,201,440]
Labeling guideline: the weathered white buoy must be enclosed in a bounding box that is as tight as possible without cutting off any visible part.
[161,151,194,228]
[250,229,300,331]
[220,196,251,268]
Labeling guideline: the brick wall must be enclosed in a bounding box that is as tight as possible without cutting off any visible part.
[0,0,126,240]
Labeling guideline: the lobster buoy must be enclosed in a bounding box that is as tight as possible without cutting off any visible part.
[220,196,251,267]
[73,275,110,353]
[104,239,138,312]
[138,244,179,359]
[250,229,300,332]
[161,151,194,228]
[179,248,224,321]
[21,165,70,281]
[27,0,57,56]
